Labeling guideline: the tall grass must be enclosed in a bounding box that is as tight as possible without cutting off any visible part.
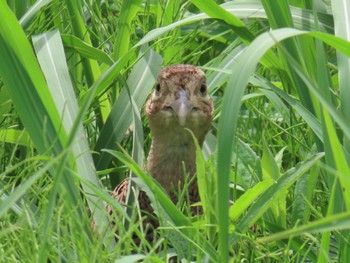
[1,0,350,261]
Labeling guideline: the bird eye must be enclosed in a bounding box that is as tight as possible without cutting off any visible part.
[155,83,161,92]
[199,83,207,95]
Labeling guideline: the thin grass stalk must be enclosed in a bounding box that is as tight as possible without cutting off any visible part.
[262,0,316,121]
[112,0,142,60]
[64,0,110,123]
[331,0,350,153]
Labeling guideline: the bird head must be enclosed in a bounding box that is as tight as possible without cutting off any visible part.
[146,65,213,140]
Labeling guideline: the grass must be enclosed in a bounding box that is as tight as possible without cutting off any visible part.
[1,0,350,261]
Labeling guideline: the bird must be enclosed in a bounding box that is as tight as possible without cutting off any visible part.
[111,64,214,240]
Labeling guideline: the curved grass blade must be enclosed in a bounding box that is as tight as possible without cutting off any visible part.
[0,2,68,155]
[62,34,114,66]
[234,153,323,235]
[0,129,31,147]
[19,0,52,29]
[332,0,350,153]
[217,27,350,260]
[136,2,333,48]
[94,47,162,170]
[258,210,350,243]
[112,0,142,60]
[190,0,254,43]
[32,30,112,243]
[64,0,110,122]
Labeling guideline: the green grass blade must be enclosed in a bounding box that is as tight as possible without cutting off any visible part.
[19,0,52,29]
[292,166,319,225]
[189,0,254,43]
[64,0,110,122]
[220,1,334,33]
[94,48,162,170]
[0,160,53,218]
[251,75,323,142]
[62,34,114,66]
[137,2,333,48]
[0,129,31,147]
[235,153,323,234]
[331,0,350,152]
[258,210,350,243]
[188,129,216,234]
[0,1,67,157]
[229,180,273,223]
[216,27,350,261]
[261,141,286,228]
[112,0,142,60]
[262,0,315,114]
[32,30,112,242]
[123,91,144,230]
[322,109,350,209]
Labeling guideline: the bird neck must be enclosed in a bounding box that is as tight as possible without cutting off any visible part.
[146,127,199,189]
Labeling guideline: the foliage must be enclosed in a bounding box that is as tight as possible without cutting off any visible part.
[1,0,350,261]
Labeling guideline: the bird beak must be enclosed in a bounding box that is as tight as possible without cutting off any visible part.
[171,89,192,126]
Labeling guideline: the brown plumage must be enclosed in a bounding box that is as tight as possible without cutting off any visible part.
[112,64,214,240]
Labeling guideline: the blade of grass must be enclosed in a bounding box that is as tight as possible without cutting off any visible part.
[112,0,142,60]
[32,30,112,243]
[0,159,54,218]
[262,0,315,116]
[229,180,273,223]
[331,0,350,152]
[216,27,350,261]
[62,34,114,66]
[0,2,67,155]
[123,89,144,230]
[94,47,162,171]
[19,0,52,29]
[64,0,110,122]
[251,75,323,142]
[189,0,254,43]
[261,141,286,228]
[0,129,31,147]
[234,153,323,235]
[137,1,333,48]
[0,7,85,231]
[258,210,350,243]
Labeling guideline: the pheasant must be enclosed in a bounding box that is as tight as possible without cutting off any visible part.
[112,64,214,240]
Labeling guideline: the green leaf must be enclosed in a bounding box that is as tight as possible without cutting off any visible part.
[331,0,350,153]
[19,0,53,29]
[0,129,31,146]
[112,0,142,60]
[94,47,162,170]
[190,0,254,44]
[229,180,273,223]
[258,210,350,243]
[261,141,286,228]
[234,153,323,235]
[32,30,112,243]
[0,1,66,157]
[62,34,113,66]
[64,0,110,122]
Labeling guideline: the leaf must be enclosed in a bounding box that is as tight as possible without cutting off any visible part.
[94,47,162,170]
[62,34,113,66]
[32,30,111,242]
[234,153,323,235]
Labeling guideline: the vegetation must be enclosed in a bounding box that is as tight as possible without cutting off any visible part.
[1,0,350,261]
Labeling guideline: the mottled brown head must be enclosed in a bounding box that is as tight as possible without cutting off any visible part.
[146,64,213,143]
